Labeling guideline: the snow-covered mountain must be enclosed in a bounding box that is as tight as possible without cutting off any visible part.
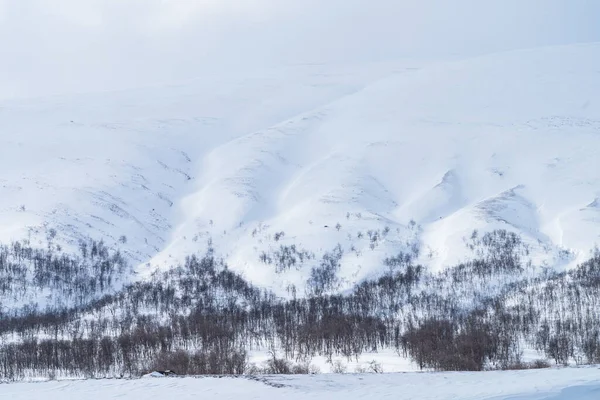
[2,44,600,295]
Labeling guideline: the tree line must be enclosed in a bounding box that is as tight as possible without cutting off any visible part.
[1,229,600,380]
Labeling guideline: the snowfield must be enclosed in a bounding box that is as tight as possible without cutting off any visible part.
[2,368,600,400]
[2,44,600,295]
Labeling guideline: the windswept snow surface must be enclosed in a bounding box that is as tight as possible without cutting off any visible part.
[2,367,600,400]
[2,44,600,294]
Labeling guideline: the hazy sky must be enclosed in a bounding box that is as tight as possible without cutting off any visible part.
[1,0,599,99]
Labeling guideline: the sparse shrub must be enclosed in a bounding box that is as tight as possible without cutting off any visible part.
[330,359,347,374]
[354,365,367,374]
[530,359,551,369]
[367,360,383,373]
[498,359,551,371]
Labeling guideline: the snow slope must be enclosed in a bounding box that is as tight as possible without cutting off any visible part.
[2,367,600,400]
[0,62,410,263]
[2,43,600,295]
[151,43,600,293]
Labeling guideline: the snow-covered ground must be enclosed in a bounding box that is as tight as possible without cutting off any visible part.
[2,367,600,400]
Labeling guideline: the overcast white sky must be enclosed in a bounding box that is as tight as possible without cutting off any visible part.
[1,0,599,99]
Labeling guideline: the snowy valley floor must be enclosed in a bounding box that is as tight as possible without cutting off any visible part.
[1,367,600,400]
